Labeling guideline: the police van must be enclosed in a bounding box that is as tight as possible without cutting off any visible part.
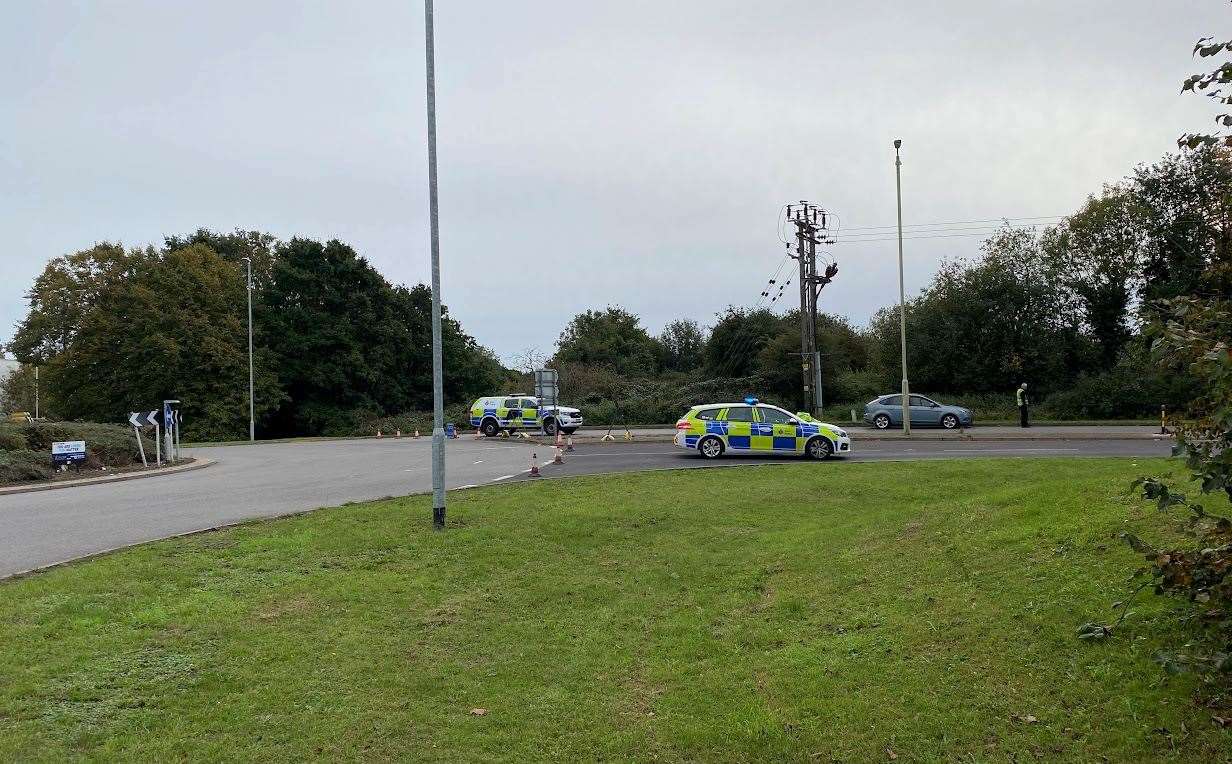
[470,395,584,437]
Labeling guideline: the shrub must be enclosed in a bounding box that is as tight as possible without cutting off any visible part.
[5,422,153,470]
[0,426,26,451]
[0,449,53,483]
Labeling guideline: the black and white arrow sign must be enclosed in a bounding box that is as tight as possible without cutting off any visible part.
[128,410,160,427]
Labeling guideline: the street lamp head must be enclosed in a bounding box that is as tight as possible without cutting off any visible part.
[893,139,902,149]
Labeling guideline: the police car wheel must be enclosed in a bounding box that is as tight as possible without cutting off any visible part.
[543,418,557,436]
[941,414,959,429]
[873,414,891,429]
[806,436,833,460]
[480,419,500,437]
[698,436,724,459]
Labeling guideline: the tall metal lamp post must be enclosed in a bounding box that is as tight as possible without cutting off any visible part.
[242,257,255,442]
[894,139,911,436]
[423,0,447,530]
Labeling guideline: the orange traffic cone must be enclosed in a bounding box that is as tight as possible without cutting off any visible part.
[395,429,402,438]
[376,429,383,439]
[472,428,482,440]
[566,434,575,452]
[529,452,541,477]
[413,429,420,439]
[554,430,564,449]
[553,445,564,464]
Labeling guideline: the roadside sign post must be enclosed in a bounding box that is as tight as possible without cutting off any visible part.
[128,411,149,467]
[163,400,180,462]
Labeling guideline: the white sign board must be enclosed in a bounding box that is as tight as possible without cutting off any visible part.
[51,440,85,456]
[51,440,86,467]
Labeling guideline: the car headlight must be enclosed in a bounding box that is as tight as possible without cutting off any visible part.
[837,429,848,437]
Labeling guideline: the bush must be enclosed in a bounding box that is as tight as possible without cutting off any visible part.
[1040,367,1197,420]
[0,427,26,451]
[0,421,154,474]
[827,369,883,405]
[0,449,53,483]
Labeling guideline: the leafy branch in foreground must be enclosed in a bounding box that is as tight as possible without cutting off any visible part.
[1085,285,1232,678]
[1180,29,1232,149]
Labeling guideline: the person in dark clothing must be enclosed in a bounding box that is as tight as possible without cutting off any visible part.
[1017,383,1030,428]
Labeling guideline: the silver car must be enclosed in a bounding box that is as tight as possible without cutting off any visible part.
[863,394,973,430]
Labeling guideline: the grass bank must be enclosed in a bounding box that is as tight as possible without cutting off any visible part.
[1,459,1228,761]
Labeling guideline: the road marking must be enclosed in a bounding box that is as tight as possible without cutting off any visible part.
[472,460,484,464]
[491,474,516,482]
[941,448,1081,453]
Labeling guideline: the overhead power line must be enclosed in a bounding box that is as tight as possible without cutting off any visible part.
[841,214,1065,232]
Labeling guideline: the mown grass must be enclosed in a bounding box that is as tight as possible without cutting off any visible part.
[1,459,1228,761]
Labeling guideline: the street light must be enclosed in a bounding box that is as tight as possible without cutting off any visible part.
[423,0,446,530]
[894,139,911,436]
[242,257,255,442]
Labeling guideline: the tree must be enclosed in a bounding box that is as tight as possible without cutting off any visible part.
[704,307,781,378]
[658,319,706,373]
[554,307,661,376]
[867,228,1089,395]
[1043,188,1144,367]
[9,242,284,440]
[0,363,39,415]
[1133,148,1232,303]
[511,347,547,376]
[259,238,503,436]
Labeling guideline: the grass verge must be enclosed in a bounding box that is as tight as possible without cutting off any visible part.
[1,459,1228,761]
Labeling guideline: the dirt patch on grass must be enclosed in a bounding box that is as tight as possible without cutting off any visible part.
[254,593,317,622]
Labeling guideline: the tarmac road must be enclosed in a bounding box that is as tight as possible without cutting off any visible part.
[0,434,1173,578]
[0,437,539,578]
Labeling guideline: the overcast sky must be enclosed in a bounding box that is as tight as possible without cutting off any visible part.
[2,1,1225,363]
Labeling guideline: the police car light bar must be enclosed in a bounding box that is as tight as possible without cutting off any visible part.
[744,396,759,405]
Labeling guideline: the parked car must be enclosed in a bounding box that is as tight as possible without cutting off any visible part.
[863,394,973,430]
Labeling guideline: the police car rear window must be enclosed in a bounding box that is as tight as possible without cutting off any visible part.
[695,408,721,420]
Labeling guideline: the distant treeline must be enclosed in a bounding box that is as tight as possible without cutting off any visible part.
[519,147,1227,422]
[2,147,1227,436]
[1,233,504,440]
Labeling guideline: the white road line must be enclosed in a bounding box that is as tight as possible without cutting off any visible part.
[472,460,484,464]
[491,474,516,482]
[941,448,1081,453]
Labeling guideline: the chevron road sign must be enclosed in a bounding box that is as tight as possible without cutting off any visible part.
[128,410,162,466]
[128,410,159,427]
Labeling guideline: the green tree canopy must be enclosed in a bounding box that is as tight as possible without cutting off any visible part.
[259,238,503,436]
[658,319,707,372]
[9,242,284,440]
[554,307,661,376]
[704,307,781,378]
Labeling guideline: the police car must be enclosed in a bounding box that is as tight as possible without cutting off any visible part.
[674,398,851,460]
[470,395,584,437]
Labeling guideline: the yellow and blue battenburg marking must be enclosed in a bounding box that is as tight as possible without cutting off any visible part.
[470,401,539,428]
[679,405,830,453]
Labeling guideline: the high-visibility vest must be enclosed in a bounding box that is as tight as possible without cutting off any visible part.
[1016,388,1027,406]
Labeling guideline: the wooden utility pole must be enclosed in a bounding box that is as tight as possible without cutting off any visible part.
[785,201,838,416]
